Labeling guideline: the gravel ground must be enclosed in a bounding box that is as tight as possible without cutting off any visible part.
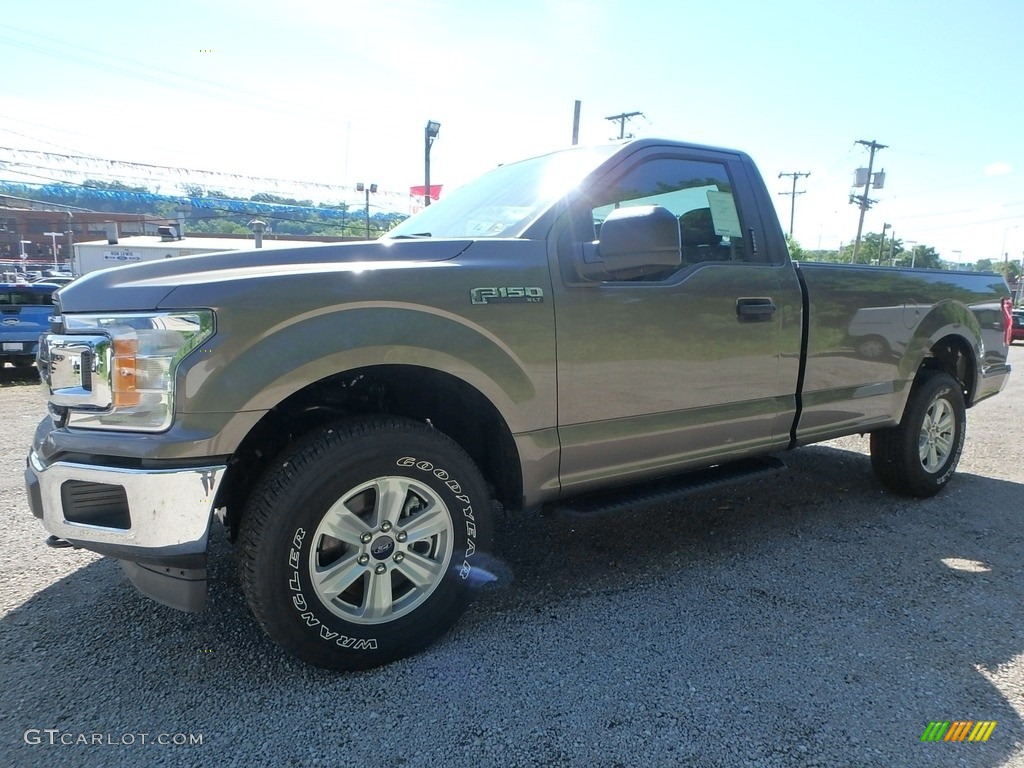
[1,351,1023,768]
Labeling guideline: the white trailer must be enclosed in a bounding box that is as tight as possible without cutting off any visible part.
[72,234,319,276]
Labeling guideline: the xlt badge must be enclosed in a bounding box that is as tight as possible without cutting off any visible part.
[470,287,544,305]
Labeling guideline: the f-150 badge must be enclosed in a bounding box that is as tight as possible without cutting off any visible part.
[470,287,544,305]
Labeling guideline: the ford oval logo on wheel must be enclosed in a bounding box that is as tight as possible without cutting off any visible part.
[370,536,395,560]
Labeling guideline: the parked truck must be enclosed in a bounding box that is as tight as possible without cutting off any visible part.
[1,281,60,369]
[26,138,1013,670]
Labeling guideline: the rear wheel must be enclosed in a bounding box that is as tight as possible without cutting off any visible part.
[856,335,890,359]
[239,416,492,670]
[870,370,966,498]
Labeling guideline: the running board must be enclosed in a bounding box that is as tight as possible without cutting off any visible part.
[546,456,786,521]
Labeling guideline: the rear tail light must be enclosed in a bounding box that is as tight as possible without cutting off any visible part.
[1001,297,1013,348]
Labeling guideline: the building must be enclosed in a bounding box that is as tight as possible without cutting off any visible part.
[0,195,175,273]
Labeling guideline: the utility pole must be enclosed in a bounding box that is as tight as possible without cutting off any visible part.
[777,171,810,237]
[572,100,581,146]
[850,139,887,264]
[604,111,643,140]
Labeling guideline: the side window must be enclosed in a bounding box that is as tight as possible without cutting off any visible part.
[591,158,747,269]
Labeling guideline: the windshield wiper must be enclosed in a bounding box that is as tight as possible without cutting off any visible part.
[388,232,432,239]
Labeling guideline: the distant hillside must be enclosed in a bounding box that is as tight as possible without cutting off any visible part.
[0,180,408,238]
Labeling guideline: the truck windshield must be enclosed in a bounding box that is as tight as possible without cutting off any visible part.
[386,144,620,240]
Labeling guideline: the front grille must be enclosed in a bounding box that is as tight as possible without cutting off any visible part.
[61,480,131,529]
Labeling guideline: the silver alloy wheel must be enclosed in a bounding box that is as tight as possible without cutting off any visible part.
[918,397,955,472]
[308,475,454,625]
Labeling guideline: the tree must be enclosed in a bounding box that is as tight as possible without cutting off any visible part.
[900,244,942,269]
[785,234,805,261]
[857,232,900,265]
[996,260,1021,282]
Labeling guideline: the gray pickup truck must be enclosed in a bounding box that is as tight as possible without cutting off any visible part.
[25,138,1013,670]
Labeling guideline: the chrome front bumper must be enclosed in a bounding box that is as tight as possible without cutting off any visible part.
[26,450,226,612]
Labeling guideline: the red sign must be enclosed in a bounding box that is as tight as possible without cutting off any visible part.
[409,185,443,201]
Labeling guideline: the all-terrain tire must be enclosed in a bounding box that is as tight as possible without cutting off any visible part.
[870,370,966,498]
[239,416,493,671]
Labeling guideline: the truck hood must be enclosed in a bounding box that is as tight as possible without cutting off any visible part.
[57,239,473,312]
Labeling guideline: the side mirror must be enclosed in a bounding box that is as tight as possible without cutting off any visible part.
[575,205,681,281]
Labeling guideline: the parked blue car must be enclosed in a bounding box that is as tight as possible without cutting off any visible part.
[1,282,59,368]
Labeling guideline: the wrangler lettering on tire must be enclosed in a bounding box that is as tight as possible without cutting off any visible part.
[239,416,493,671]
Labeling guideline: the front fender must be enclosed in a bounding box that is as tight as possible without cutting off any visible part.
[179,302,550,435]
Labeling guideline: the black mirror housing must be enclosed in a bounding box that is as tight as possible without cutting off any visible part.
[576,205,681,281]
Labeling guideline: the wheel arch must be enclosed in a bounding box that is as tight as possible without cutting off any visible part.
[217,364,523,539]
[899,298,986,409]
[917,333,977,405]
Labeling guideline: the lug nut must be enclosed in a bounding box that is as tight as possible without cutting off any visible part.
[360,532,373,544]
[374,563,387,575]
[357,554,370,566]
[394,552,405,563]
[396,531,407,543]
[380,521,393,533]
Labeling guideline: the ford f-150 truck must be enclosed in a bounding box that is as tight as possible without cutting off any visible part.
[1,281,60,368]
[25,138,1013,671]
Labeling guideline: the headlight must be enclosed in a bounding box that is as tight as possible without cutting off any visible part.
[48,310,214,432]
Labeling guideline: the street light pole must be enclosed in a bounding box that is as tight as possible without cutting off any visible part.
[424,120,440,207]
[877,222,890,265]
[43,231,63,269]
[904,240,917,269]
[356,183,377,239]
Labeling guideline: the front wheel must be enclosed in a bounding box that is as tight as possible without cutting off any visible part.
[870,370,966,498]
[239,416,493,671]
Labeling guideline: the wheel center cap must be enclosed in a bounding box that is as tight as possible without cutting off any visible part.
[370,536,395,561]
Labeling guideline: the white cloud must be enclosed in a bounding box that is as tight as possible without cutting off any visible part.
[985,161,1012,177]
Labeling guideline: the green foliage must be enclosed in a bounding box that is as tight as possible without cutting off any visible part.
[18,182,409,239]
[82,179,149,193]
[994,259,1021,281]
[794,232,944,269]
[785,234,805,261]
[900,244,941,269]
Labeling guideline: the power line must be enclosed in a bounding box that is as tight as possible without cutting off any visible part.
[0,146,412,213]
[0,146,346,194]
[0,24,339,123]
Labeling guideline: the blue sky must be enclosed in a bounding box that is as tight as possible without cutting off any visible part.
[3,0,1023,264]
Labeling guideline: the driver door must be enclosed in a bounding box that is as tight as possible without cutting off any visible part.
[553,148,800,494]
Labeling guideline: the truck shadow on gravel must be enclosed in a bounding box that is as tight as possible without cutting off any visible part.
[3,444,1022,767]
